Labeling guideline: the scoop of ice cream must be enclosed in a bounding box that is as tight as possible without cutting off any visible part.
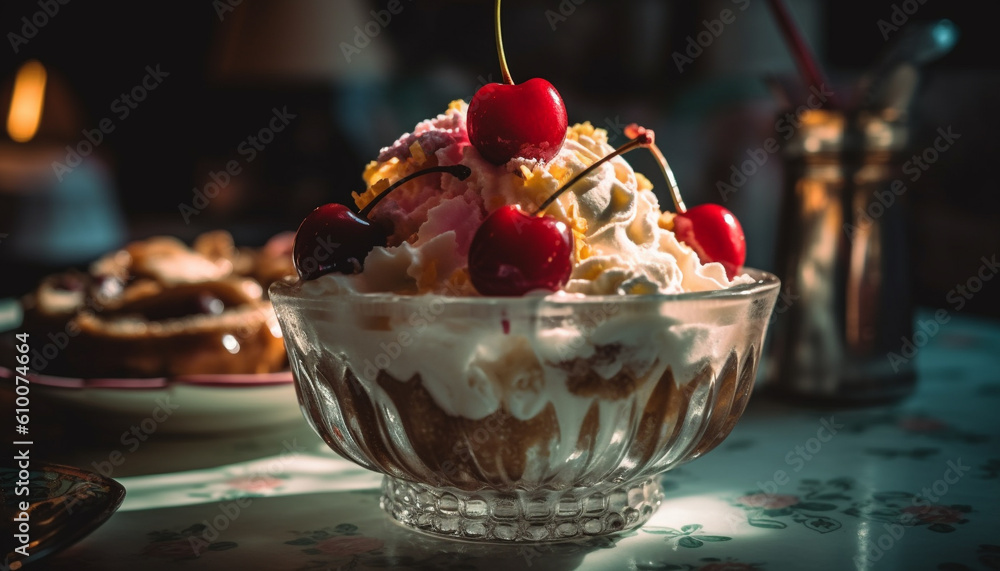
[312,101,751,296]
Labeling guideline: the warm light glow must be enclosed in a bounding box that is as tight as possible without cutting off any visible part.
[648,492,773,540]
[7,60,47,143]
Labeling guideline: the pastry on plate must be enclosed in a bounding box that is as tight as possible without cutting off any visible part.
[20,231,293,378]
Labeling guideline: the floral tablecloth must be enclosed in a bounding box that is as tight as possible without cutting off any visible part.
[17,310,1000,571]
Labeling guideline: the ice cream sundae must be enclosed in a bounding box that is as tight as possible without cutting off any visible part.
[270,0,778,542]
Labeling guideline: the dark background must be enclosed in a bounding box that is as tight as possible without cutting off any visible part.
[1,0,998,318]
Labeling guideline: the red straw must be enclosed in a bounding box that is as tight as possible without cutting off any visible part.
[765,0,839,109]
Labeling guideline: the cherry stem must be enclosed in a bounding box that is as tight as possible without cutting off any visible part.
[495,0,513,85]
[358,164,472,219]
[647,141,687,214]
[624,124,686,214]
[533,133,652,216]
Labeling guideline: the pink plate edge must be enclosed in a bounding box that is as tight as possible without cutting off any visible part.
[0,366,293,389]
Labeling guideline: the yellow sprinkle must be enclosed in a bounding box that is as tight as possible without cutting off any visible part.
[572,228,593,261]
[363,158,403,187]
[354,178,391,210]
[351,189,369,209]
[547,163,568,184]
[448,99,465,112]
[629,282,657,295]
[417,260,438,293]
[658,211,676,231]
[567,122,596,141]
[636,172,654,191]
[519,165,532,178]
[566,202,577,219]
[521,167,544,190]
[447,267,471,291]
[361,160,381,185]
[409,141,427,165]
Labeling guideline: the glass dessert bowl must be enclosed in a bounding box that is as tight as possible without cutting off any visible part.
[271,270,779,541]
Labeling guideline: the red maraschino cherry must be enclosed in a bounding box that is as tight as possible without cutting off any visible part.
[672,204,746,279]
[467,205,574,296]
[467,0,568,165]
[624,124,746,279]
[294,164,472,281]
[468,131,654,296]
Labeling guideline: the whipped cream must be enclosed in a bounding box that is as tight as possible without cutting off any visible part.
[325,101,752,296]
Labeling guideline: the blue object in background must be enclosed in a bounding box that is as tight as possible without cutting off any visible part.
[1,152,126,269]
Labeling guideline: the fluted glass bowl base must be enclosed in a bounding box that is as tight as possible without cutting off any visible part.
[380,476,664,542]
